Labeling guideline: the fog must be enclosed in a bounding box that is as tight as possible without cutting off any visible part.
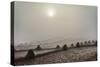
[14,2,97,45]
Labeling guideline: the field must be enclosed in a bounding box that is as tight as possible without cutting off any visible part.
[14,46,97,65]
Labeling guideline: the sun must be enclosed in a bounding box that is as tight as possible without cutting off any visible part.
[47,9,55,17]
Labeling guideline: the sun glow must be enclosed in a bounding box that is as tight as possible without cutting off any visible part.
[47,9,55,17]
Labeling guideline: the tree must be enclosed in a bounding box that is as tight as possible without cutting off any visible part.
[62,44,68,50]
[92,40,95,43]
[56,45,60,49]
[87,40,91,46]
[84,41,88,46]
[25,49,35,59]
[76,42,80,47]
[80,42,83,47]
[94,40,97,46]
[88,40,91,44]
[71,43,74,48]
[36,45,42,50]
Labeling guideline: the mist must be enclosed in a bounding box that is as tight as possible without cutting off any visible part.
[14,2,97,45]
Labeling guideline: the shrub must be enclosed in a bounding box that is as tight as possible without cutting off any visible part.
[76,42,80,47]
[92,40,95,43]
[36,45,42,50]
[87,40,91,46]
[88,40,91,44]
[84,41,88,46]
[62,44,68,50]
[80,42,83,47]
[56,45,60,49]
[94,40,97,46]
[71,43,74,48]
[25,49,35,59]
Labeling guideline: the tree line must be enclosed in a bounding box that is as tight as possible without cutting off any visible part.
[25,40,97,59]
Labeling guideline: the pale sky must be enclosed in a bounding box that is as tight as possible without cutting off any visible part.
[14,2,97,45]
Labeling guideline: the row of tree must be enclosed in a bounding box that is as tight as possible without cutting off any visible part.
[25,40,97,59]
[35,40,97,50]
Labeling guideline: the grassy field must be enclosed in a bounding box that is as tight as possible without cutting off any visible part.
[14,46,97,65]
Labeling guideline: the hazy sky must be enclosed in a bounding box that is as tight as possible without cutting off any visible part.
[14,2,97,44]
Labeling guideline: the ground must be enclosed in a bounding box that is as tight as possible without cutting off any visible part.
[15,46,97,65]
